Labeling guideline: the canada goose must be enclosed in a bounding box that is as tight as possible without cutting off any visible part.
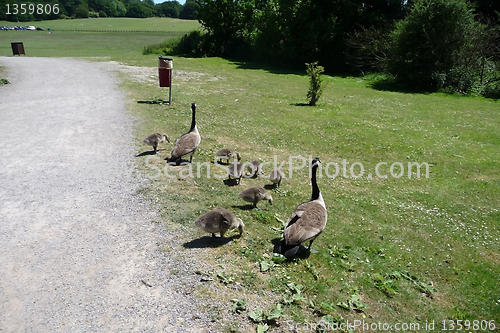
[167,103,201,164]
[215,148,241,164]
[143,133,170,154]
[246,160,262,178]
[227,161,244,184]
[269,168,284,188]
[239,186,273,209]
[278,158,327,258]
[194,207,244,240]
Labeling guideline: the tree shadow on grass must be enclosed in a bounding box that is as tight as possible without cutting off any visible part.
[484,91,500,100]
[369,79,436,94]
[231,60,305,76]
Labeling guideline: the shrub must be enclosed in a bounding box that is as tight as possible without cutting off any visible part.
[306,62,325,106]
[387,0,481,92]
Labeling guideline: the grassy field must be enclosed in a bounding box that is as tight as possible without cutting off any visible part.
[0,17,201,32]
[0,17,200,58]
[129,57,500,332]
[1,18,499,332]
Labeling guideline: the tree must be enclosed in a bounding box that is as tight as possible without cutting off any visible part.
[126,1,154,17]
[158,1,181,18]
[179,0,197,19]
[387,0,478,89]
[75,2,89,17]
[195,0,251,55]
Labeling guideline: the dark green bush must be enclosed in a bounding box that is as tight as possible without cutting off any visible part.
[386,0,500,95]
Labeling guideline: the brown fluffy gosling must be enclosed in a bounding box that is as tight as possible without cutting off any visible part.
[239,186,273,209]
[194,207,244,240]
[143,133,170,154]
[215,148,241,165]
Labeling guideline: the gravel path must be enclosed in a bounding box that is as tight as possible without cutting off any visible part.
[0,57,210,332]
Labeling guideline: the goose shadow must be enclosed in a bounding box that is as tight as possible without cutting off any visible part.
[232,204,255,211]
[264,184,278,190]
[135,150,157,157]
[271,237,312,260]
[183,235,241,249]
[164,158,192,166]
[223,178,241,187]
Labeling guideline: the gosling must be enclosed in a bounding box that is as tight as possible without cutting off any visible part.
[194,207,244,240]
[269,168,284,188]
[239,186,273,209]
[228,161,244,185]
[215,148,241,165]
[246,160,262,178]
[143,133,170,154]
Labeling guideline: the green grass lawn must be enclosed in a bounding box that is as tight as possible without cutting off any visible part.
[129,57,500,331]
[0,17,200,59]
[0,19,498,331]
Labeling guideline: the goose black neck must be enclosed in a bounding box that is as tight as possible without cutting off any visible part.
[311,163,320,201]
[190,103,196,131]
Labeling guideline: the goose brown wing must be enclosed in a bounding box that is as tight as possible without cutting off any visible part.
[283,201,327,245]
[170,132,200,159]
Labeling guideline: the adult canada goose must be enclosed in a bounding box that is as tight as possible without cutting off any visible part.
[239,186,273,209]
[143,133,170,154]
[167,103,201,164]
[215,148,241,164]
[278,158,327,258]
[227,161,244,184]
[269,168,284,188]
[194,207,244,240]
[246,160,262,178]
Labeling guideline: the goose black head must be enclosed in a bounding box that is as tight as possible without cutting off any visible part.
[312,157,321,168]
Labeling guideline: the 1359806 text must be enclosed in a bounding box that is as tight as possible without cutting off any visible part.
[5,3,59,15]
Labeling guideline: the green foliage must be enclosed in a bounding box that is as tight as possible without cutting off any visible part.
[248,303,284,323]
[179,0,197,20]
[387,0,500,94]
[193,0,408,69]
[0,0,194,21]
[306,61,325,106]
[373,272,400,297]
[337,294,369,312]
[157,1,182,18]
[75,3,89,18]
[230,298,247,313]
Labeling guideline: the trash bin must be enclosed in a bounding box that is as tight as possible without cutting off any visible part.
[158,56,173,87]
[11,42,25,56]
